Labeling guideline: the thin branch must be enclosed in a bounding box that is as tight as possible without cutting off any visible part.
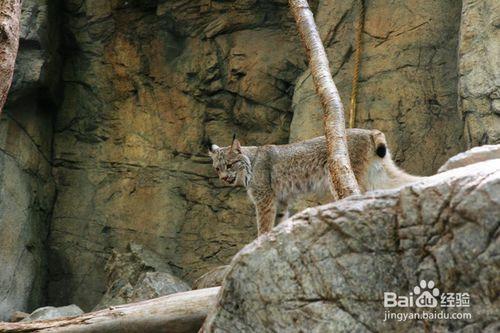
[289,0,360,198]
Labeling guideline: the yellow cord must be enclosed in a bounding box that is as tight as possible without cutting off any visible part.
[349,0,365,129]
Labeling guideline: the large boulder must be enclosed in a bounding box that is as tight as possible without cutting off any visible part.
[438,144,500,173]
[93,244,191,310]
[20,305,83,322]
[203,159,500,332]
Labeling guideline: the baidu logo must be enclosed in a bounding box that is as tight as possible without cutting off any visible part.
[384,280,440,308]
[414,280,440,307]
[383,280,472,321]
[384,279,470,309]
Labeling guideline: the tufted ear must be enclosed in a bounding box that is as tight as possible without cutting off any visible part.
[230,134,241,153]
[208,144,220,156]
[204,137,220,156]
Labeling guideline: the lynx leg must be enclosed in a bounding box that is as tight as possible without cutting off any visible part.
[276,200,289,224]
[255,197,277,236]
[328,180,339,201]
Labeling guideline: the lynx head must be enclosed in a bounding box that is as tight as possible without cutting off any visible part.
[207,135,251,187]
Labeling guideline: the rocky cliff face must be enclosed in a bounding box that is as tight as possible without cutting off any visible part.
[290,0,465,175]
[1,0,499,319]
[48,0,306,310]
[459,0,500,147]
[0,0,60,320]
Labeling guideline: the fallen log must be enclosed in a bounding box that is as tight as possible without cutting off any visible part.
[0,287,220,333]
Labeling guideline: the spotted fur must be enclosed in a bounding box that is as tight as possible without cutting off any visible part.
[208,128,422,236]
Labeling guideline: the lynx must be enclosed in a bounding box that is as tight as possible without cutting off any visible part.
[208,129,422,236]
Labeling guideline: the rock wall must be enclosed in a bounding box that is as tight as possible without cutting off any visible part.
[0,0,59,320]
[290,0,465,175]
[458,0,500,146]
[48,0,306,310]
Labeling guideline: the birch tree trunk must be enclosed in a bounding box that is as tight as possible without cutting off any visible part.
[0,0,22,114]
[289,0,360,198]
